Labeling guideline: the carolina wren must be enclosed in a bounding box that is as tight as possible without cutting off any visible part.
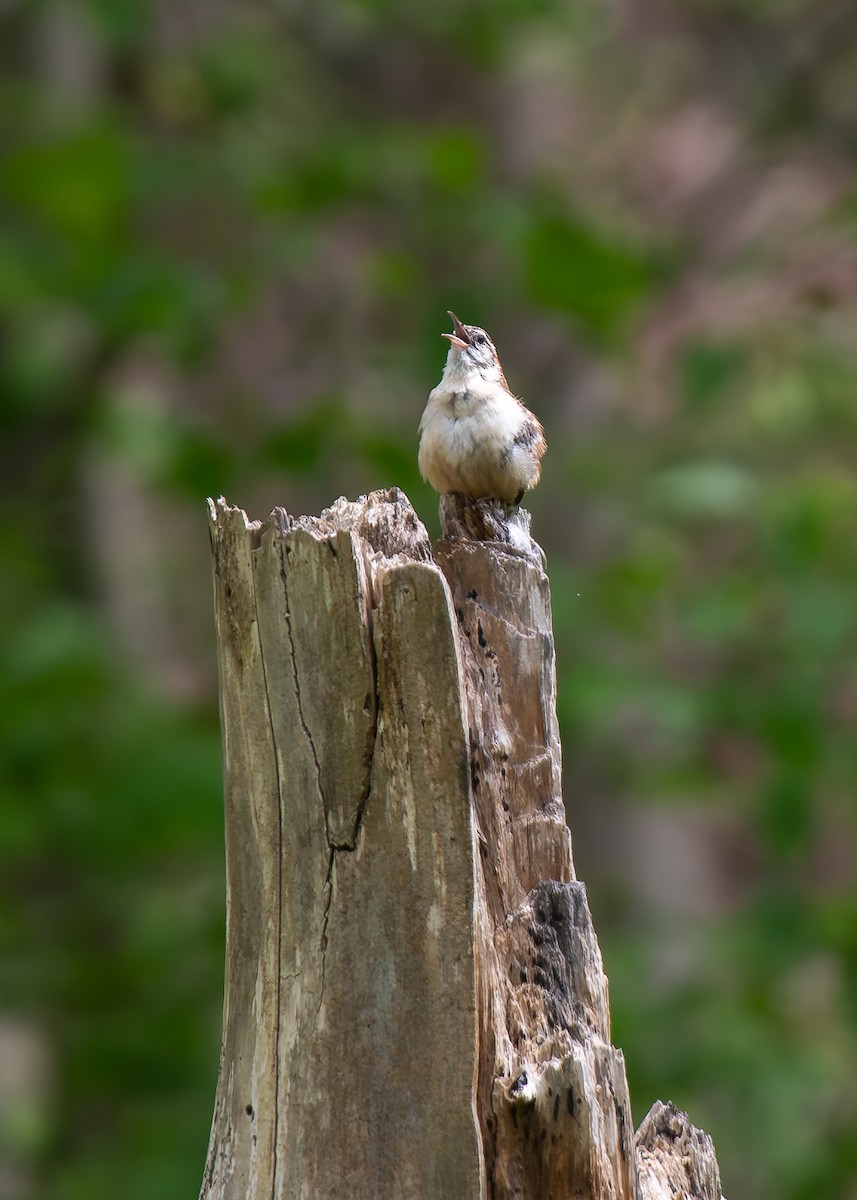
[418,312,546,507]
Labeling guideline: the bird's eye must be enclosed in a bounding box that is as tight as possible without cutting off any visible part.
[474,333,486,345]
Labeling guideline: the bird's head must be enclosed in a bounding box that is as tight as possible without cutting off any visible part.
[442,311,506,386]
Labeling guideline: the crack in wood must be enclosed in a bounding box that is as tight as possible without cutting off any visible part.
[279,542,327,827]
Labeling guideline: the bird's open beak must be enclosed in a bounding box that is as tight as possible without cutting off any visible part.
[442,310,470,350]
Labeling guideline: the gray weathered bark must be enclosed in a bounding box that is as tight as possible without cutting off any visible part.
[201,487,724,1200]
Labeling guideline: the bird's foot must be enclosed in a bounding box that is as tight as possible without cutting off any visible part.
[438,493,545,567]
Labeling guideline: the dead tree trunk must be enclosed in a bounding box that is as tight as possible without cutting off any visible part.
[201,488,724,1200]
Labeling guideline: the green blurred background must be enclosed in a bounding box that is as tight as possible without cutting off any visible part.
[2,0,857,1196]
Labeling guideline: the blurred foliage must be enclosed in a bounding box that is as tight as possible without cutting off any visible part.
[2,0,857,1197]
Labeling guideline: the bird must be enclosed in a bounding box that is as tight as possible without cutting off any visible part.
[418,311,546,507]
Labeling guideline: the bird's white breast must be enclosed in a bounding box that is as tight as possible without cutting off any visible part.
[418,378,533,502]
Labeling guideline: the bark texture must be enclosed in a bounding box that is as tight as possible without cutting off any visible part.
[201,487,725,1200]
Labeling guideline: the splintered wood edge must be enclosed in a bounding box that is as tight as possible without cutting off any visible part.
[636,1101,725,1200]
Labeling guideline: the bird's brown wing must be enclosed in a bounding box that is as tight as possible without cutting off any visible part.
[514,412,547,457]
[508,412,547,504]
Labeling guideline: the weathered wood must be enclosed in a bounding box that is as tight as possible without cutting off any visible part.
[203,491,481,1200]
[436,495,635,1199]
[202,487,725,1200]
[636,1101,723,1200]
[202,505,279,1199]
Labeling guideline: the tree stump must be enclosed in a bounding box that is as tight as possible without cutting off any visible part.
[201,487,725,1200]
